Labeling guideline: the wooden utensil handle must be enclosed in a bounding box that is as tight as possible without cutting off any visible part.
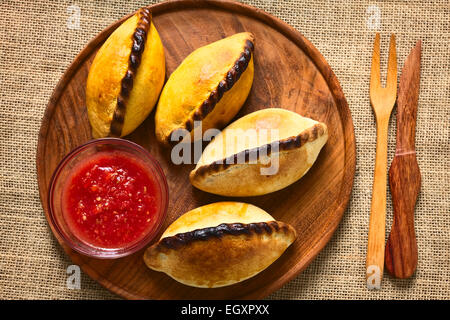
[385,154,420,278]
[366,118,389,289]
[384,39,421,279]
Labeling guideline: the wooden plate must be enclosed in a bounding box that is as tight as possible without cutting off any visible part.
[37,0,355,299]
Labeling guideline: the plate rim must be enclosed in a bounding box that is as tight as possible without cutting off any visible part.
[36,0,356,299]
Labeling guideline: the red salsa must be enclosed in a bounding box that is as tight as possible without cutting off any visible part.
[62,151,160,249]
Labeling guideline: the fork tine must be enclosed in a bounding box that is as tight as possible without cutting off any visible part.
[386,34,397,92]
[370,33,381,93]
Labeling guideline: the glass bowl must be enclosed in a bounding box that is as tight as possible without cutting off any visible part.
[48,138,169,259]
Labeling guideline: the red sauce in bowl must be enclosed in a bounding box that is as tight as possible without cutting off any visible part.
[62,151,160,249]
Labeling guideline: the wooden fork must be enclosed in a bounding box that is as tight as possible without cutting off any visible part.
[366,33,397,289]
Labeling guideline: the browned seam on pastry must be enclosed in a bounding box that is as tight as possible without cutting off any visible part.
[156,221,294,250]
[167,37,255,143]
[192,122,326,178]
[109,7,152,137]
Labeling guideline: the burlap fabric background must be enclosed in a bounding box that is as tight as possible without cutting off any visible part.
[0,0,448,299]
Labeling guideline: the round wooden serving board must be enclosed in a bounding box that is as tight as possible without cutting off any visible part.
[37,0,355,299]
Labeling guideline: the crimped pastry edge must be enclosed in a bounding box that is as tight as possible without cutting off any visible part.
[167,34,255,144]
[191,122,327,179]
[110,7,152,136]
[152,221,296,251]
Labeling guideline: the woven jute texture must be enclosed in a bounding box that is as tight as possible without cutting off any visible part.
[0,0,448,299]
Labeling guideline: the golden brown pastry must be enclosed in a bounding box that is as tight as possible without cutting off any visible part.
[144,202,296,288]
[86,7,165,138]
[155,32,255,145]
[190,108,328,196]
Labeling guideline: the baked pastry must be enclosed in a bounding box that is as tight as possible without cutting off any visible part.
[155,32,255,145]
[190,108,328,196]
[144,202,296,288]
[86,7,165,138]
